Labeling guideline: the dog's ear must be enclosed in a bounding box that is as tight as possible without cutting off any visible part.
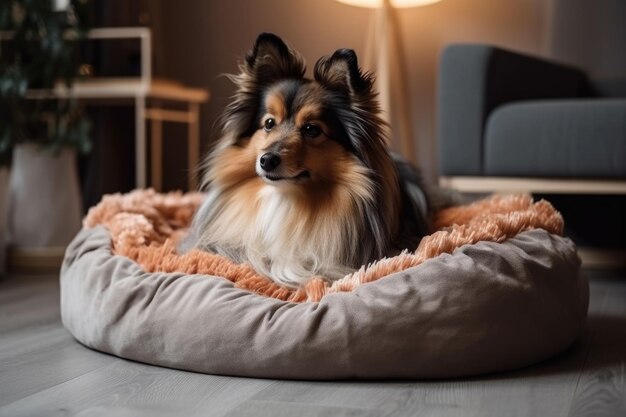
[313,49,373,96]
[218,34,305,142]
[244,33,305,83]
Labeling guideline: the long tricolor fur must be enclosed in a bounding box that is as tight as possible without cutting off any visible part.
[183,33,434,287]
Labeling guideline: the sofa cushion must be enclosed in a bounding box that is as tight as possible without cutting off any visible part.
[484,99,626,178]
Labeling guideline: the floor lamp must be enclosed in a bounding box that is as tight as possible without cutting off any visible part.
[336,0,442,164]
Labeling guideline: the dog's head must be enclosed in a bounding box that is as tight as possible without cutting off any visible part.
[207,33,394,196]
[195,34,410,271]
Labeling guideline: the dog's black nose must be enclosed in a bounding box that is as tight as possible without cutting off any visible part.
[260,152,281,172]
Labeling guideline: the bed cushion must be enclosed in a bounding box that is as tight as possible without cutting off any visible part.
[60,191,587,379]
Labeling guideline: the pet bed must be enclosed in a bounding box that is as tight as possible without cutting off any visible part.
[61,190,588,379]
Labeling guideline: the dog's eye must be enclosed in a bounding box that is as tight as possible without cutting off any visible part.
[263,118,275,131]
[302,123,322,139]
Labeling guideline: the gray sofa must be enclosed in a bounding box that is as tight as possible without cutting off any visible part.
[438,44,626,182]
[436,0,626,264]
[438,0,626,189]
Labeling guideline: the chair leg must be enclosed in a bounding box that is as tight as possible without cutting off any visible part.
[188,103,200,191]
[135,96,147,189]
[150,115,163,192]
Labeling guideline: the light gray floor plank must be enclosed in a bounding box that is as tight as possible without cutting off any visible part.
[0,274,61,333]
[225,399,382,417]
[568,274,626,417]
[0,333,115,407]
[0,323,65,361]
[238,354,589,417]
[0,361,275,417]
[0,271,625,417]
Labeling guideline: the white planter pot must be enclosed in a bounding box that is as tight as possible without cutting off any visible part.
[7,144,82,249]
[0,167,8,275]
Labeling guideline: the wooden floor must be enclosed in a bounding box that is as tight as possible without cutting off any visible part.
[0,271,625,417]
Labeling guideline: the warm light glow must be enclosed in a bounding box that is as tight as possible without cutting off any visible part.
[336,0,442,8]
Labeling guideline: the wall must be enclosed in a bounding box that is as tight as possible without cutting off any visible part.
[157,0,552,183]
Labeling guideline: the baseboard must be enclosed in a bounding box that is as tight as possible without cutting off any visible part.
[577,247,626,269]
[7,246,66,272]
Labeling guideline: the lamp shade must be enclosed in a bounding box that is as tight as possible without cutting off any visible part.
[336,0,442,8]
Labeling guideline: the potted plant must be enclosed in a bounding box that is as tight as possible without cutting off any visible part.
[0,0,92,263]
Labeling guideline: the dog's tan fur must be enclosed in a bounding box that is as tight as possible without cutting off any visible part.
[184,33,427,287]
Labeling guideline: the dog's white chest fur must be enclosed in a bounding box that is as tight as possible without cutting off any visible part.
[247,185,355,286]
[194,184,358,288]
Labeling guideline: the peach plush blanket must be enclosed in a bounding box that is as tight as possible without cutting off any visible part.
[83,190,564,302]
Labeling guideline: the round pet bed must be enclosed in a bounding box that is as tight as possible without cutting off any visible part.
[61,191,588,379]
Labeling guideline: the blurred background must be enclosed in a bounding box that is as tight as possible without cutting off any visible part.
[0,0,558,196]
[149,0,552,186]
[1,0,625,270]
[69,0,555,195]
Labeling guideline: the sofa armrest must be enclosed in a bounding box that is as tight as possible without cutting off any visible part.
[438,44,588,176]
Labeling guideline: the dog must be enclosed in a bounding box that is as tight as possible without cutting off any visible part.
[183,33,439,288]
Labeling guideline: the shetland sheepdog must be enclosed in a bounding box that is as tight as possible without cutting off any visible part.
[183,33,437,288]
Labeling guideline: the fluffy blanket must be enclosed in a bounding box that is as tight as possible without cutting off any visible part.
[83,190,564,302]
